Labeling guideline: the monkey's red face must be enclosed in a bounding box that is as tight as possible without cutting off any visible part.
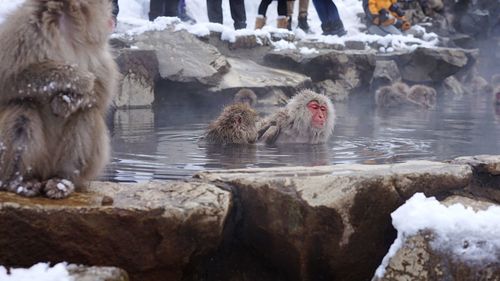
[307,100,327,128]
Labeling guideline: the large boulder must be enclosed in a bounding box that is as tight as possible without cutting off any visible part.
[396,47,478,83]
[115,49,158,108]
[0,181,231,281]
[209,57,311,93]
[370,60,402,92]
[133,28,230,87]
[196,161,472,281]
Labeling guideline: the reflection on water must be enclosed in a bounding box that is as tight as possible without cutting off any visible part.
[103,92,500,182]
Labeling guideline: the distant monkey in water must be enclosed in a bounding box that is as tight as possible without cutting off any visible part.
[234,88,258,107]
[204,103,259,145]
[0,0,118,198]
[492,74,500,105]
[375,84,409,108]
[376,82,436,109]
[407,85,437,109]
[257,89,335,144]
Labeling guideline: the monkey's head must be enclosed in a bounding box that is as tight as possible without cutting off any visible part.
[31,0,113,47]
[234,89,258,107]
[220,103,258,131]
[376,86,406,107]
[287,89,335,134]
[408,85,437,108]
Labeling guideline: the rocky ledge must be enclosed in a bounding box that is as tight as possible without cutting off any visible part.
[2,156,500,280]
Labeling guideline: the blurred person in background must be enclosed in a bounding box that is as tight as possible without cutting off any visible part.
[312,0,347,36]
[149,0,180,21]
[287,0,311,32]
[206,0,247,29]
[363,0,411,35]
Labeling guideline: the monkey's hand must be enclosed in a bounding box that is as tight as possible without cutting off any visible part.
[10,62,96,104]
[50,91,97,118]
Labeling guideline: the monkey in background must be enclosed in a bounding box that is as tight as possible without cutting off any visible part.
[234,88,258,107]
[408,85,437,109]
[376,82,436,109]
[492,74,500,105]
[0,0,118,199]
[257,89,335,144]
[375,84,409,108]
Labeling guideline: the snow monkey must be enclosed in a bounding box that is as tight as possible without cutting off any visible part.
[407,84,437,109]
[234,88,258,107]
[257,89,335,144]
[375,84,409,108]
[204,103,259,145]
[0,0,119,198]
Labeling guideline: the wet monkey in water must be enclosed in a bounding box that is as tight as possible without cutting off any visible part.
[204,104,259,145]
[257,89,335,144]
[0,0,119,198]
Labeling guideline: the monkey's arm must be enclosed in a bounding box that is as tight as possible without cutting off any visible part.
[7,62,96,117]
[257,111,288,145]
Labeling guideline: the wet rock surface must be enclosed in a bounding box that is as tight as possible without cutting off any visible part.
[67,264,129,281]
[195,161,472,281]
[3,157,500,280]
[0,181,231,281]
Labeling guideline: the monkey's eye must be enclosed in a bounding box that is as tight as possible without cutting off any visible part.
[309,103,319,110]
[320,106,327,112]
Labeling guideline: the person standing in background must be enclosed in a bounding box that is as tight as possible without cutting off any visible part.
[363,0,411,35]
[149,0,180,21]
[287,0,311,32]
[255,0,288,29]
[312,0,347,36]
[206,0,247,30]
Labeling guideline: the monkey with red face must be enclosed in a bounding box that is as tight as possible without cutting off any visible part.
[258,89,335,144]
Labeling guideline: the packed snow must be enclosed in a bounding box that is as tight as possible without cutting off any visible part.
[0,263,72,281]
[375,193,500,277]
[0,0,439,52]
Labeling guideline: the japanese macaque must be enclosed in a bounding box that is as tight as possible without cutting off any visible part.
[376,82,436,109]
[204,103,259,145]
[375,83,409,108]
[408,85,437,109]
[257,89,335,144]
[234,88,258,107]
[0,0,118,198]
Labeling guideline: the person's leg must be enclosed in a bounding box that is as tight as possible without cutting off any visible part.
[368,24,401,35]
[277,0,288,16]
[178,0,196,22]
[286,0,295,30]
[258,0,273,16]
[380,25,402,35]
[229,0,247,29]
[164,0,180,16]
[149,0,165,21]
[311,0,328,23]
[297,0,310,32]
[207,0,223,24]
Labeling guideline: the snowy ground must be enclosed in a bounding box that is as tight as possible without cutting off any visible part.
[0,0,438,52]
[0,263,71,281]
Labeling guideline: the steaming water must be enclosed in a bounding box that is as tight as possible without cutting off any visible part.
[103,91,500,182]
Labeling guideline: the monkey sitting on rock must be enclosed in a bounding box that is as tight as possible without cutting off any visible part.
[0,0,118,199]
[257,89,335,145]
[375,82,437,109]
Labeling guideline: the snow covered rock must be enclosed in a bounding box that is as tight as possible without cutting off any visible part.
[372,194,500,281]
[133,28,230,87]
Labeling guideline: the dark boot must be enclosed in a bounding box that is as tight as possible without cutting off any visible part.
[298,15,311,33]
[287,16,292,30]
[321,20,347,36]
